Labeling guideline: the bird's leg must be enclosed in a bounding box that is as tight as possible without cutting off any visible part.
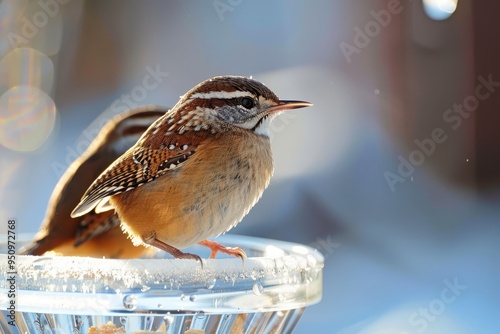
[198,240,247,259]
[145,235,203,264]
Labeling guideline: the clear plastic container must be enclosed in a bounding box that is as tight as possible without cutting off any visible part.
[0,234,323,333]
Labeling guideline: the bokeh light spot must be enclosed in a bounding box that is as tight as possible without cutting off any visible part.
[0,85,56,152]
[0,47,54,94]
[423,0,458,21]
[0,0,29,56]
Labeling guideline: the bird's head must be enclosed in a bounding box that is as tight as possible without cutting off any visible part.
[176,76,312,137]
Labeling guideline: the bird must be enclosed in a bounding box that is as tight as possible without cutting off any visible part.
[20,106,168,258]
[71,76,312,262]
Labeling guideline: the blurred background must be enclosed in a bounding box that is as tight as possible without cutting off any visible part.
[1,0,499,332]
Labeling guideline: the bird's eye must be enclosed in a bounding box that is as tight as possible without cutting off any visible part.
[241,97,255,109]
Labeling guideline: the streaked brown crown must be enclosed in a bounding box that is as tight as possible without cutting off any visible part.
[185,76,280,102]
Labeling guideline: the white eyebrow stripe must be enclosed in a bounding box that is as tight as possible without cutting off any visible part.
[190,91,252,99]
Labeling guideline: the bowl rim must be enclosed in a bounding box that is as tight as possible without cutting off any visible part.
[0,234,324,315]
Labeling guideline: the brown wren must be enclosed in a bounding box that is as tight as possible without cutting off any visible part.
[71,76,312,262]
[20,106,167,258]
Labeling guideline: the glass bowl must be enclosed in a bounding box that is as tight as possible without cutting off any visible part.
[0,234,323,334]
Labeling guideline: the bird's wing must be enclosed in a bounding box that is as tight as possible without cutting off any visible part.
[71,118,211,217]
[71,146,194,216]
[75,210,120,247]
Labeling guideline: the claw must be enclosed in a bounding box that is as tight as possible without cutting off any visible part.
[198,240,247,260]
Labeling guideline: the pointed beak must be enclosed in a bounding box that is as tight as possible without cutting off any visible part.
[266,100,313,114]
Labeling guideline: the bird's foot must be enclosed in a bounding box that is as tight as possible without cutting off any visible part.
[198,240,247,259]
[148,237,203,265]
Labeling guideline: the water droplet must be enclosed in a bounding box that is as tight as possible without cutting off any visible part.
[180,294,185,301]
[157,304,162,308]
[252,283,264,296]
[119,316,127,325]
[123,294,137,310]
[205,278,216,289]
[189,295,196,302]
[196,311,206,319]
